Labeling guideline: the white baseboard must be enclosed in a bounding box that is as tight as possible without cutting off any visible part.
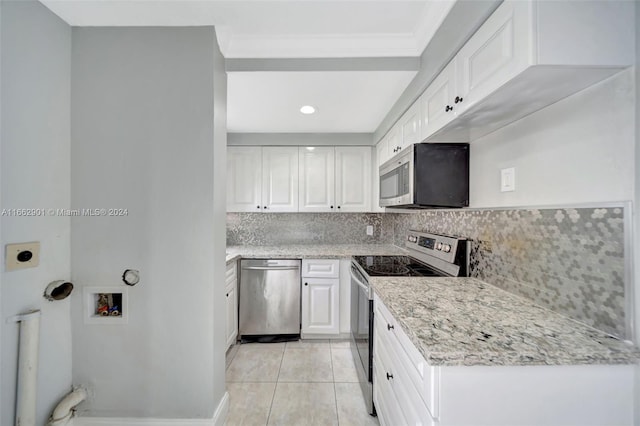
[73,392,230,426]
[213,391,229,426]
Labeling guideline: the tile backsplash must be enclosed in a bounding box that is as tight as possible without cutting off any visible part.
[389,207,628,339]
[227,206,628,339]
[227,213,389,245]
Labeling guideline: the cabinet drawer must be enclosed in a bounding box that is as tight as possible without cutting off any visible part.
[375,333,435,426]
[374,346,408,426]
[375,296,439,419]
[301,259,339,278]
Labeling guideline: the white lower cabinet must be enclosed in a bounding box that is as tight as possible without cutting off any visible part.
[225,261,238,351]
[373,294,637,426]
[301,259,340,336]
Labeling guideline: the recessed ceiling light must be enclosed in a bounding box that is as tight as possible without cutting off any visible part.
[300,105,316,115]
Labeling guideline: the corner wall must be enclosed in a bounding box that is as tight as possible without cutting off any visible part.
[1,2,72,425]
[71,27,224,419]
[469,68,634,208]
[633,0,639,420]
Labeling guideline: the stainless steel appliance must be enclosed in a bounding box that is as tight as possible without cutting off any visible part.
[239,259,301,339]
[379,143,469,208]
[350,231,469,416]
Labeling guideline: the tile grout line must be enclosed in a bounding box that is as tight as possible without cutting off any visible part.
[330,344,340,426]
[265,344,286,426]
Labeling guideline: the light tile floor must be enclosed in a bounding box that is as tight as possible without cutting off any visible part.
[225,340,379,426]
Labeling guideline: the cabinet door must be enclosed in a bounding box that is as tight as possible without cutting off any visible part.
[399,102,421,150]
[386,125,402,157]
[420,60,457,139]
[335,146,372,212]
[262,146,299,212]
[376,136,390,167]
[225,285,238,350]
[227,146,262,212]
[455,0,530,113]
[301,278,339,335]
[298,147,335,212]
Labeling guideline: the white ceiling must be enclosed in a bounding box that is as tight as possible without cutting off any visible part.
[228,71,417,133]
[40,0,456,133]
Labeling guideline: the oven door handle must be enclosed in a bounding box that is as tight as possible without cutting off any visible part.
[350,267,369,292]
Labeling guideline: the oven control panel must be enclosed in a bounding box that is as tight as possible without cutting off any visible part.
[406,231,462,264]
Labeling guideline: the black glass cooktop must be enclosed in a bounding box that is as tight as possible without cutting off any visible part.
[353,255,443,277]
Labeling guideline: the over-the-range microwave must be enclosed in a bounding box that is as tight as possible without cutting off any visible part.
[379,143,469,208]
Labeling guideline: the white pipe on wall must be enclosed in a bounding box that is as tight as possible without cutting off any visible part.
[47,387,87,426]
[8,310,41,426]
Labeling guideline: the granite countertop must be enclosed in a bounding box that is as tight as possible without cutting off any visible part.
[226,244,407,263]
[372,277,640,367]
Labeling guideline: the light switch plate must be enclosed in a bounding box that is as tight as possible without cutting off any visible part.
[5,242,40,271]
[366,225,374,236]
[501,167,515,192]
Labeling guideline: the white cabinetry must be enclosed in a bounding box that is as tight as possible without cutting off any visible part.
[383,126,401,162]
[334,146,372,212]
[225,261,238,351]
[376,138,389,169]
[227,146,262,212]
[229,146,372,213]
[454,0,530,116]
[298,147,335,212]
[227,146,298,212]
[299,146,371,213]
[373,295,636,426]
[399,102,421,151]
[419,60,457,140]
[261,146,299,212]
[421,0,633,142]
[301,259,340,336]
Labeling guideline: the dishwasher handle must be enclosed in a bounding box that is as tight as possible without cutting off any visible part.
[241,266,301,271]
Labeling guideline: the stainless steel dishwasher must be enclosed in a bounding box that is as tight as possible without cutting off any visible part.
[239,259,301,340]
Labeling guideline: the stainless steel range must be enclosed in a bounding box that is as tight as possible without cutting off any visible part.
[350,230,469,416]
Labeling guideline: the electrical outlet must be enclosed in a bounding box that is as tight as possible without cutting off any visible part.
[366,225,374,236]
[5,242,40,271]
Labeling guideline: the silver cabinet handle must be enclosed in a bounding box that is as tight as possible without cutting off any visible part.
[241,266,300,271]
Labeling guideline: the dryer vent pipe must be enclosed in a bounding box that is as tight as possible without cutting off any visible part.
[47,387,87,426]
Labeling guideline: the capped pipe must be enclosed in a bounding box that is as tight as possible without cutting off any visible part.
[7,310,41,426]
[47,387,87,426]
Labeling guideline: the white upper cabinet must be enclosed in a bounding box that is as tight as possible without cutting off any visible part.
[335,146,372,212]
[262,146,299,212]
[298,147,336,212]
[299,146,372,213]
[227,146,263,212]
[454,0,530,115]
[385,125,402,160]
[414,0,633,142]
[376,137,389,168]
[399,102,421,150]
[227,146,298,212]
[419,60,457,140]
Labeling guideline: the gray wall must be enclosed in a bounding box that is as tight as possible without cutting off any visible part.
[634,0,639,418]
[469,69,634,208]
[1,2,72,425]
[71,27,224,418]
[211,25,228,421]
